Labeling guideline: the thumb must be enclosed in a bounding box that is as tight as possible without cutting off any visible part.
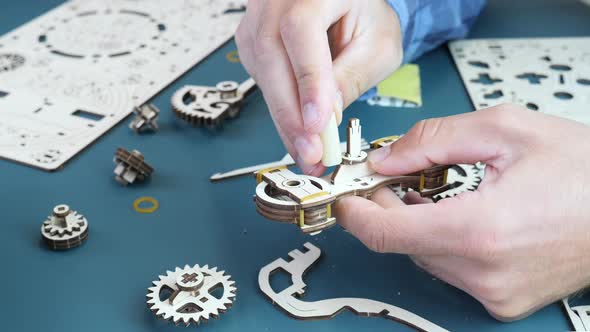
[368,106,516,175]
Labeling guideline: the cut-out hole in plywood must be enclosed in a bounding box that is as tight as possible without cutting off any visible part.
[269,267,294,295]
[0,0,247,171]
[450,38,590,125]
[550,64,572,72]
[468,61,490,69]
[71,109,104,121]
[526,102,540,111]
[484,90,504,99]
[516,72,548,85]
[470,73,502,85]
[554,91,574,100]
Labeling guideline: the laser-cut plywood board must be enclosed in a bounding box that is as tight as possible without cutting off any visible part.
[0,0,246,171]
[450,38,590,124]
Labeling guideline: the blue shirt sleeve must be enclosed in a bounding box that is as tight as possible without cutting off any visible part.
[387,0,487,62]
[359,0,486,100]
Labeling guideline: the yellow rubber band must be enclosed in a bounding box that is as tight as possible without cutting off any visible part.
[133,197,159,214]
[419,174,425,192]
[226,50,240,63]
[370,135,402,149]
[443,169,448,184]
[255,165,287,184]
[299,209,305,228]
[301,191,329,203]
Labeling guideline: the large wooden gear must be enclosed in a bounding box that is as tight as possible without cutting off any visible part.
[254,119,454,234]
[147,264,236,327]
[172,78,256,128]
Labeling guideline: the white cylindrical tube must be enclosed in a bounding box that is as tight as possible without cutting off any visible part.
[320,113,342,167]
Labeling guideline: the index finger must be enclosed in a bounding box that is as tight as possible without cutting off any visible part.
[253,1,323,168]
[279,0,352,133]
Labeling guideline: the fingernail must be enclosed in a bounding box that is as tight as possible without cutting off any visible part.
[302,102,319,131]
[335,91,344,112]
[368,147,391,165]
[335,91,344,126]
[335,110,343,126]
[294,136,315,163]
[302,162,321,176]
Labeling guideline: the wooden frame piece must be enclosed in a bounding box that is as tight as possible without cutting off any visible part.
[258,242,449,332]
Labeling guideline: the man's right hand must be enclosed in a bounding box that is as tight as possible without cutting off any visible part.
[336,104,590,321]
[236,0,404,175]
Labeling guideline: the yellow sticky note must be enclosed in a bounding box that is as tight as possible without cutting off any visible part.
[377,64,422,106]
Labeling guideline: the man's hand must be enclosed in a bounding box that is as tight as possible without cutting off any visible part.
[236,0,403,175]
[335,104,590,321]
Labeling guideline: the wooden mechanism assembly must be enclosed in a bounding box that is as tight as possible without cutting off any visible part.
[113,148,154,186]
[129,103,160,134]
[254,118,453,234]
[171,78,256,128]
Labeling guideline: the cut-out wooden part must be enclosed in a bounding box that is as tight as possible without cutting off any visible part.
[147,264,236,327]
[172,78,256,128]
[563,298,590,332]
[258,243,449,332]
[450,38,590,125]
[41,204,89,250]
[0,0,246,171]
[210,139,369,182]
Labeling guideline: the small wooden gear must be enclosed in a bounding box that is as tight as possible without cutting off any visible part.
[41,204,89,250]
[254,119,453,234]
[113,148,154,186]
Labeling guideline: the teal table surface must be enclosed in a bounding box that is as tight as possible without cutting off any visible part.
[1,1,589,331]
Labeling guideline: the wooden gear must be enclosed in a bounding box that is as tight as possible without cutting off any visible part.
[171,78,256,128]
[113,148,154,186]
[41,204,89,250]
